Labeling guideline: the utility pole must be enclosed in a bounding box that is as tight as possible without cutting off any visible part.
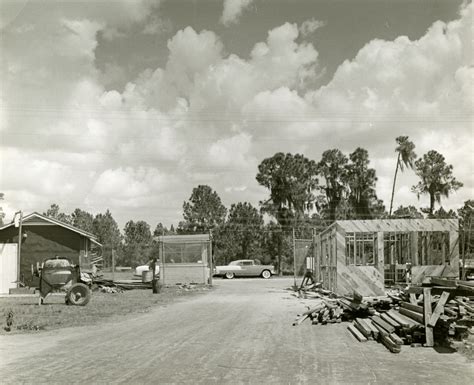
[209,230,213,286]
[111,248,115,282]
[293,227,296,289]
[14,211,23,287]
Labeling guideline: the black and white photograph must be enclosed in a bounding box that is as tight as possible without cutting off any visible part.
[0,0,473,383]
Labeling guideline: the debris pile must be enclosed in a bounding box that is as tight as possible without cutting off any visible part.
[293,277,474,353]
[293,299,344,326]
[97,285,123,294]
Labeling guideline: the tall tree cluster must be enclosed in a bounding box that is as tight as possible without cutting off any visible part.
[25,138,466,272]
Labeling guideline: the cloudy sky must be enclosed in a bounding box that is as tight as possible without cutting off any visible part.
[0,0,472,228]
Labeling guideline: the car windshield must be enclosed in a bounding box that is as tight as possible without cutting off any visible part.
[229,261,240,266]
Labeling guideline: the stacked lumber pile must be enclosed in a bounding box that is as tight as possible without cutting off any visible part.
[347,278,474,352]
[338,292,392,318]
[293,278,474,353]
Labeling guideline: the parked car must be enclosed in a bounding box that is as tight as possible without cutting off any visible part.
[214,259,275,279]
[134,264,159,277]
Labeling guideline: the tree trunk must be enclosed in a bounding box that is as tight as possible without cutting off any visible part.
[277,233,282,276]
[389,154,400,216]
[429,193,435,215]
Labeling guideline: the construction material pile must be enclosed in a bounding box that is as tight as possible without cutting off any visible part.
[293,277,474,353]
[97,285,123,294]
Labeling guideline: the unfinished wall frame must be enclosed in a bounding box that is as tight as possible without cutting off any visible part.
[314,219,460,296]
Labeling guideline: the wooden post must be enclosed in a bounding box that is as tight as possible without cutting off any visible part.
[376,232,384,276]
[161,239,165,286]
[448,230,460,266]
[17,211,23,287]
[111,249,115,282]
[411,232,419,266]
[423,288,434,347]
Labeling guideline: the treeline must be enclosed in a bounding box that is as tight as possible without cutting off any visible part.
[35,137,472,274]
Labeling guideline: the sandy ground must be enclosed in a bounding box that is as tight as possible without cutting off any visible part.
[0,277,473,384]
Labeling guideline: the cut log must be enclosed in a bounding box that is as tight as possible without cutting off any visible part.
[428,291,450,328]
[399,307,424,324]
[347,323,368,342]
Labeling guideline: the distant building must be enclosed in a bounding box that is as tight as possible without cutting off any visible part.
[0,212,101,293]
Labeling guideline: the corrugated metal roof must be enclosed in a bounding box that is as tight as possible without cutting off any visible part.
[327,219,459,234]
[0,212,101,245]
[156,234,211,243]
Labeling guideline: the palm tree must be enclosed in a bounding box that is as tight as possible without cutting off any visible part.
[389,136,417,216]
[411,150,463,215]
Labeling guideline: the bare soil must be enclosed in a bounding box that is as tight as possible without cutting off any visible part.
[1,278,472,384]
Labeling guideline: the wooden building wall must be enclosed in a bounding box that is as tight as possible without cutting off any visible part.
[159,264,209,285]
[0,225,86,287]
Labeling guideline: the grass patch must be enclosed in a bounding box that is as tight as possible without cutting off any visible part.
[0,285,211,335]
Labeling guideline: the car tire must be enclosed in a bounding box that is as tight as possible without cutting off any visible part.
[66,283,91,306]
[261,270,271,279]
[225,272,235,279]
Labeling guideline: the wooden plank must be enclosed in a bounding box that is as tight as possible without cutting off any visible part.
[390,332,404,346]
[361,318,379,339]
[386,310,411,328]
[376,231,384,276]
[348,323,368,342]
[429,277,457,287]
[393,310,423,328]
[411,231,419,266]
[454,298,474,313]
[407,286,424,295]
[371,321,389,337]
[354,318,373,339]
[399,307,424,324]
[423,288,434,347]
[428,291,450,327]
[380,313,401,329]
[371,315,396,334]
[401,301,424,314]
[292,314,310,326]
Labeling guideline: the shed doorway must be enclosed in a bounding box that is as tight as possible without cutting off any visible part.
[0,243,18,293]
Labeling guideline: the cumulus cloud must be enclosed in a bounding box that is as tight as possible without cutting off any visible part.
[299,18,326,37]
[0,1,472,225]
[220,0,253,26]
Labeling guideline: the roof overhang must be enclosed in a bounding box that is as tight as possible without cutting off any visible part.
[0,212,102,246]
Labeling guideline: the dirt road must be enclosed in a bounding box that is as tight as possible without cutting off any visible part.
[1,278,472,384]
